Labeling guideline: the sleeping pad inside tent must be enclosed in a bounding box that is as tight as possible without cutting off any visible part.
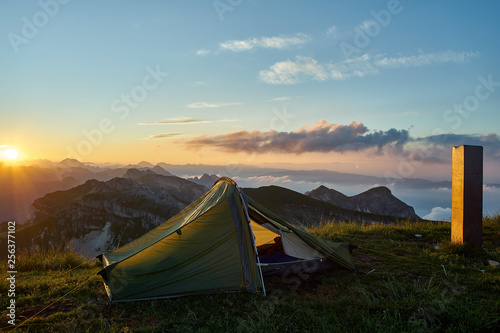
[97,177,355,302]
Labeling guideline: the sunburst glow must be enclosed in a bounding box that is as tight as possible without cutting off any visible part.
[1,148,20,160]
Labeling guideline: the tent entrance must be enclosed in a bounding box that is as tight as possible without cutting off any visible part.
[257,236,298,264]
[251,221,337,276]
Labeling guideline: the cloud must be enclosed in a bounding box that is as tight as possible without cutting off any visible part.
[419,133,500,160]
[196,49,210,56]
[326,25,338,37]
[374,51,479,68]
[247,175,292,184]
[400,111,420,116]
[178,117,500,164]
[139,116,238,126]
[423,207,451,221]
[483,184,500,193]
[187,102,242,108]
[139,117,211,125]
[269,96,291,102]
[140,120,211,125]
[358,20,377,31]
[219,33,310,52]
[375,131,500,165]
[259,56,329,85]
[378,132,500,165]
[146,133,183,140]
[260,51,479,84]
[184,120,410,154]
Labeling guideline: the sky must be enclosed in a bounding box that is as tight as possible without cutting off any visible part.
[1,0,500,182]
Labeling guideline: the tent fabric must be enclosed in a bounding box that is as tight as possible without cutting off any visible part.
[250,221,278,247]
[280,231,322,260]
[99,180,238,267]
[97,177,355,302]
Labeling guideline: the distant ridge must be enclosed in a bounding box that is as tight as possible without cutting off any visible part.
[151,165,175,177]
[244,185,417,228]
[187,174,219,189]
[11,170,207,258]
[5,158,497,225]
[306,185,420,219]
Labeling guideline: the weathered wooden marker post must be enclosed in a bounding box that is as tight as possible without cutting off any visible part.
[451,145,483,246]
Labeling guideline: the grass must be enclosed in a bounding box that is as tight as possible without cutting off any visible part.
[1,215,499,332]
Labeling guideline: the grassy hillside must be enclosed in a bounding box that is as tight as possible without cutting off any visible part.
[1,215,499,332]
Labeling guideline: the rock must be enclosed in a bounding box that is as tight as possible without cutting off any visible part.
[306,185,420,219]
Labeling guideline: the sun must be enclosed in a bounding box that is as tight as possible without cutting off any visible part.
[1,148,20,161]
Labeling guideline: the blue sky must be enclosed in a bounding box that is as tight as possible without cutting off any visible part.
[1,0,500,181]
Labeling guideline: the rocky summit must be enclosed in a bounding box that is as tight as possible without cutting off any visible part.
[306,185,420,219]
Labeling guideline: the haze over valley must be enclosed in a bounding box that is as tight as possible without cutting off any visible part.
[2,158,499,227]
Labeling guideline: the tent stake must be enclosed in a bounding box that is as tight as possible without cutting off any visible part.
[441,264,447,277]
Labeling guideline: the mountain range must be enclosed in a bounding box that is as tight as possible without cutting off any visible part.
[4,158,487,224]
[0,159,193,223]
[0,165,424,258]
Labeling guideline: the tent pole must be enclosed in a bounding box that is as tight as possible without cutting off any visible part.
[238,188,267,296]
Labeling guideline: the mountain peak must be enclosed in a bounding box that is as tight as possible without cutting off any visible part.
[58,158,86,168]
[187,174,219,189]
[151,165,175,177]
[306,185,347,201]
[137,161,155,168]
[365,186,392,195]
[307,185,419,219]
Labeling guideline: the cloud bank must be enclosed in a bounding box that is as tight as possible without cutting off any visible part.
[184,120,409,154]
[421,133,500,160]
[182,120,500,162]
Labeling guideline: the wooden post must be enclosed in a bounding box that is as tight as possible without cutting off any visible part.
[451,145,483,246]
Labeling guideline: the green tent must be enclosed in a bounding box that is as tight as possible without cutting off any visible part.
[97,177,354,302]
